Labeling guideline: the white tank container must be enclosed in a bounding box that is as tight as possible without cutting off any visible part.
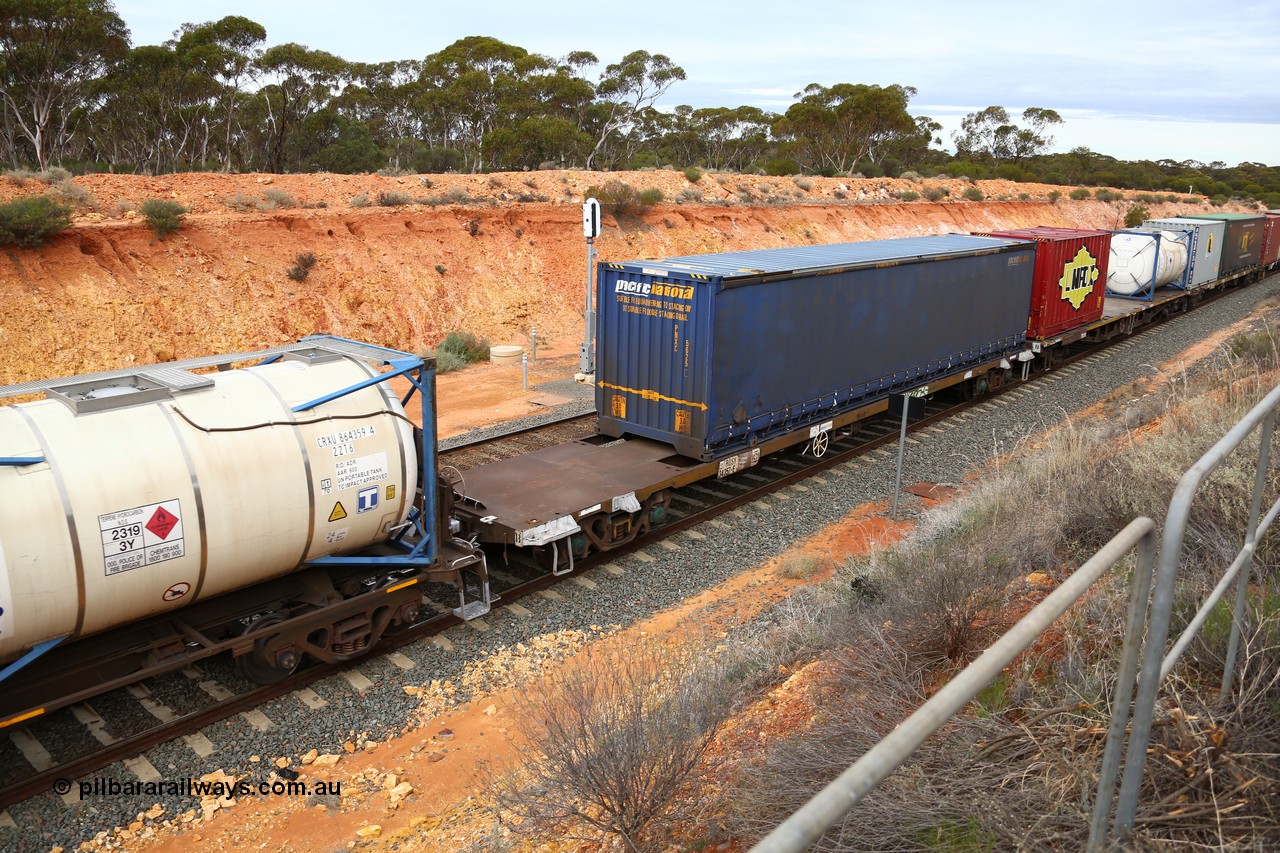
[1107,231,1188,296]
[0,354,416,664]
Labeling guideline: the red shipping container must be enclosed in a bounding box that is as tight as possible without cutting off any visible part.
[977,226,1111,339]
[1263,213,1280,268]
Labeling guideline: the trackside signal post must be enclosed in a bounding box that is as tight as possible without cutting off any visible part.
[579,197,601,378]
[889,389,927,518]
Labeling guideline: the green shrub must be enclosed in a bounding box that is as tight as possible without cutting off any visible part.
[676,186,703,204]
[638,187,664,206]
[961,186,985,202]
[1095,188,1124,202]
[378,190,412,206]
[0,195,72,247]
[432,348,469,373]
[683,166,703,183]
[4,169,37,186]
[1018,193,1031,201]
[762,157,800,177]
[895,190,920,202]
[286,251,317,282]
[35,166,72,184]
[923,186,948,202]
[1124,205,1148,228]
[261,188,298,210]
[1069,187,1091,200]
[1048,190,1062,203]
[430,330,491,372]
[139,199,188,238]
[584,180,657,217]
[899,170,923,182]
[1210,194,1228,207]
[53,179,94,208]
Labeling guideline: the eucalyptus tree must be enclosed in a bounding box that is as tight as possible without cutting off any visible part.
[586,49,685,169]
[338,59,423,170]
[953,105,1063,164]
[90,42,220,172]
[419,36,541,172]
[772,83,918,175]
[0,0,128,169]
[175,16,266,170]
[255,42,350,172]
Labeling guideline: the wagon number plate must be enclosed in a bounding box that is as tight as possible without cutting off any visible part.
[717,448,761,479]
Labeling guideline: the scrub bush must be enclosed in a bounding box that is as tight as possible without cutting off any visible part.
[377,190,412,206]
[286,251,317,282]
[427,330,491,373]
[0,195,72,247]
[584,180,658,217]
[140,199,188,238]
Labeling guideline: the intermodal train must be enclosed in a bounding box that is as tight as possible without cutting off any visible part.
[1,209,1277,729]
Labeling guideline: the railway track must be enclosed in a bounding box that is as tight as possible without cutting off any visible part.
[0,279,1259,813]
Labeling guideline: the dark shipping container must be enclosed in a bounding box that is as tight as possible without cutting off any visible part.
[595,235,1035,460]
[976,227,1111,339]
[1182,213,1264,275]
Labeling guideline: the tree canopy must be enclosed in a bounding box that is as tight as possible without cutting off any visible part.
[1,1,1277,205]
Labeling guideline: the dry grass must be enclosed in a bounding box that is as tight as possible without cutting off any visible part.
[486,639,736,851]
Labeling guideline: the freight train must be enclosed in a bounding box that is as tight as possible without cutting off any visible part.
[2,209,1278,729]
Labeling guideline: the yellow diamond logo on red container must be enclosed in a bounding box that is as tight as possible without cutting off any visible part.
[1059,247,1099,310]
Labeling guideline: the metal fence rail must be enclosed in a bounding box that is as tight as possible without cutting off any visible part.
[1108,381,1280,838]
[750,517,1158,853]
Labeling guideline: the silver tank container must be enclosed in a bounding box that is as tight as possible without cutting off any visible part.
[0,352,416,663]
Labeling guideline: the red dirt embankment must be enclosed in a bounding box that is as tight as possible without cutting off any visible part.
[0,169,1231,387]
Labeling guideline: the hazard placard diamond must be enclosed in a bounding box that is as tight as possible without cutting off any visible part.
[146,506,179,540]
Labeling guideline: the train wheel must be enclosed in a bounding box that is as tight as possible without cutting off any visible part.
[809,431,830,458]
[236,612,300,684]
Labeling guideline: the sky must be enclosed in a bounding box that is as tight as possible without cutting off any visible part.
[114,0,1280,167]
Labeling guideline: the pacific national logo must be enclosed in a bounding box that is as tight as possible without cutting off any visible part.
[1059,247,1100,310]
[614,279,695,300]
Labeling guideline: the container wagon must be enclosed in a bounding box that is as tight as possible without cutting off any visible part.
[594,236,1035,460]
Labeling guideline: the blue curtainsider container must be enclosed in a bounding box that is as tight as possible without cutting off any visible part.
[595,235,1036,460]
